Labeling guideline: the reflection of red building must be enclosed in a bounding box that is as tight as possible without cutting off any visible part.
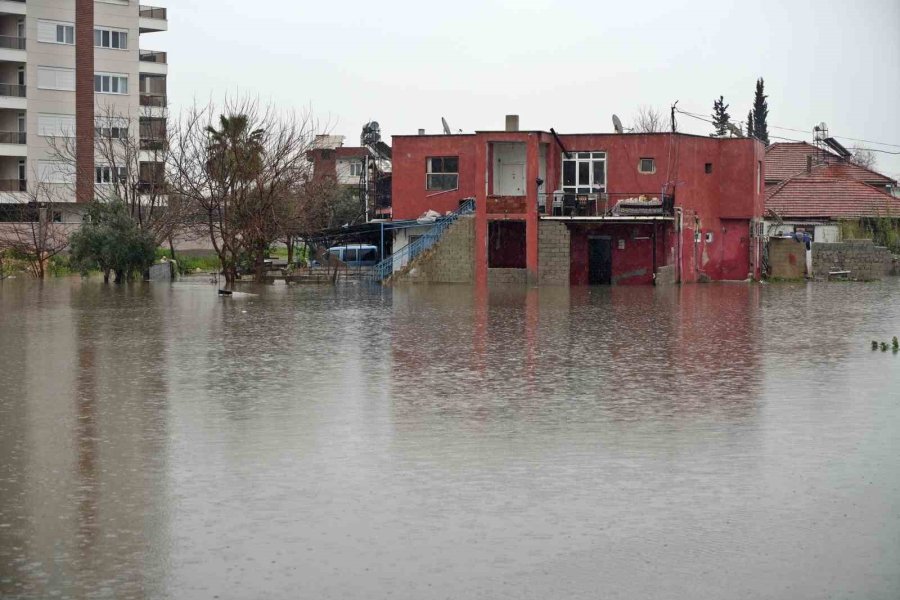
[391,117,766,285]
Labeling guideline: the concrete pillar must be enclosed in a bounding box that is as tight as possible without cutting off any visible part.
[525,135,539,283]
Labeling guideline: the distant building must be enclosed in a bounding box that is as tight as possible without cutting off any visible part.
[388,115,766,285]
[307,134,392,220]
[764,142,900,242]
[0,1,168,220]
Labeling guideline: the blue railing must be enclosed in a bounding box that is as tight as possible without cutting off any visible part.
[373,197,475,282]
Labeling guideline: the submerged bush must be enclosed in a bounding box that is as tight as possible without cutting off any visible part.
[69,200,157,283]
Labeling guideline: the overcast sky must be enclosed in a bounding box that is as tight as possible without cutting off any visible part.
[152,0,900,178]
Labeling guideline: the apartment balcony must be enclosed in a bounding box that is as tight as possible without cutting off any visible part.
[0,82,26,110]
[0,34,25,62]
[538,192,676,220]
[0,130,25,157]
[139,50,168,75]
[0,1,27,17]
[140,93,167,118]
[139,5,168,33]
[0,178,26,193]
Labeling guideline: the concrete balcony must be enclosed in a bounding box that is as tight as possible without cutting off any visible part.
[0,83,26,110]
[0,35,25,63]
[0,1,26,17]
[139,50,168,75]
[0,130,26,157]
[139,5,168,33]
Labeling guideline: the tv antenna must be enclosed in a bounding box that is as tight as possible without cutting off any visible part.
[441,117,452,135]
[612,114,624,134]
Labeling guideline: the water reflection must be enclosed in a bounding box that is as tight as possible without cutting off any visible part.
[1,278,899,599]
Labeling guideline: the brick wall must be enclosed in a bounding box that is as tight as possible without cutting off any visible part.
[75,0,95,203]
[390,216,474,284]
[538,221,570,285]
[767,238,807,279]
[811,239,893,281]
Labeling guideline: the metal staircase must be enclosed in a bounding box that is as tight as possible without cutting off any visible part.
[373,198,475,282]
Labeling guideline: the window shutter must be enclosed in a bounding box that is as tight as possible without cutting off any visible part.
[37,20,58,43]
[38,114,76,137]
[38,67,76,91]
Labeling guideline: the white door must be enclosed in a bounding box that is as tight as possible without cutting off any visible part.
[499,163,525,195]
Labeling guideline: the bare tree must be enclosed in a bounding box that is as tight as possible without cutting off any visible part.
[632,106,665,133]
[46,103,188,251]
[849,146,877,171]
[0,180,71,279]
[168,97,325,286]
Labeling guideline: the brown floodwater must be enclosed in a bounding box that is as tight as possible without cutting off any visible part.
[0,277,898,599]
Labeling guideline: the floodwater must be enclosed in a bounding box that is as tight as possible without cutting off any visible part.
[0,277,898,600]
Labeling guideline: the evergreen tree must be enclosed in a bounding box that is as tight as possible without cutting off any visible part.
[746,110,754,138]
[711,96,731,137]
[752,78,769,145]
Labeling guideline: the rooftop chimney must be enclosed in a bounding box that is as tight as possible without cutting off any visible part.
[505,115,519,132]
[418,128,425,136]
[806,155,812,172]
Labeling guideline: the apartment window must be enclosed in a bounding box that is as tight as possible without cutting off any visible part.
[38,114,76,137]
[37,20,74,45]
[705,163,713,174]
[349,162,363,177]
[37,67,76,91]
[94,27,128,50]
[638,158,655,174]
[95,73,128,95]
[562,151,606,194]
[38,160,76,184]
[96,117,130,140]
[95,165,128,184]
[426,156,459,190]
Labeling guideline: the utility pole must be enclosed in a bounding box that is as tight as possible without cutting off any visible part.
[670,101,678,133]
[75,0,95,203]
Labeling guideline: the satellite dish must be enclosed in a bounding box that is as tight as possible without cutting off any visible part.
[726,123,744,138]
[612,114,624,134]
[441,117,452,135]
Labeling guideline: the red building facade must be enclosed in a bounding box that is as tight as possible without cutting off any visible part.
[392,124,766,285]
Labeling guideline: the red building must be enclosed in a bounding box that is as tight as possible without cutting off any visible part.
[391,117,766,285]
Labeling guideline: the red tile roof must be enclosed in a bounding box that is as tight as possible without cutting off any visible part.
[766,170,900,219]
[765,142,896,185]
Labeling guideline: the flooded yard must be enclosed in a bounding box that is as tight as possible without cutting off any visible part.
[1,278,899,599]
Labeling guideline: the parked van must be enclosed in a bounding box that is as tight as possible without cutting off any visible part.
[326,245,379,267]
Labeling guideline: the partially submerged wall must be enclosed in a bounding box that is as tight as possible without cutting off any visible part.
[390,216,474,284]
[811,239,892,281]
[767,238,807,279]
[538,221,570,285]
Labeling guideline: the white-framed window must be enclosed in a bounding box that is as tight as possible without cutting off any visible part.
[96,117,130,140]
[37,67,76,91]
[426,156,459,190]
[562,151,606,194]
[38,160,76,184]
[95,165,128,184]
[94,26,128,50]
[349,161,363,177]
[94,73,128,95]
[38,114,77,137]
[638,157,655,174]
[37,20,74,45]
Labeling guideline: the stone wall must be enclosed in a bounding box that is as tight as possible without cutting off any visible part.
[390,216,474,284]
[488,268,527,284]
[767,238,807,279]
[538,221,570,285]
[811,239,893,281]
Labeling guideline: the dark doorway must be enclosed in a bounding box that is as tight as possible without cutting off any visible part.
[588,237,612,284]
[488,221,526,268]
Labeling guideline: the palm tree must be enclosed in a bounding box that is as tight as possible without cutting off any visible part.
[205,114,265,184]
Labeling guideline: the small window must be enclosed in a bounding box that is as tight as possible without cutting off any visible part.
[705,163,713,174]
[95,73,128,95]
[95,27,128,50]
[349,162,363,177]
[638,158,655,174]
[426,156,459,190]
[95,165,127,184]
[52,211,62,223]
[57,24,74,44]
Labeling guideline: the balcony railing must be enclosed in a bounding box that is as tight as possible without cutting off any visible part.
[538,192,675,217]
[140,93,167,107]
[139,50,167,64]
[0,35,25,51]
[0,179,27,193]
[0,131,26,144]
[140,138,167,151]
[139,5,168,19]
[0,83,26,98]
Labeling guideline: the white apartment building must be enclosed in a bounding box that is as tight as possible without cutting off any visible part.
[0,0,167,219]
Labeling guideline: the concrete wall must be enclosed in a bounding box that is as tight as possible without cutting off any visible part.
[767,237,807,279]
[390,215,473,284]
[811,239,893,281]
[538,220,569,285]
[487,268,527,284]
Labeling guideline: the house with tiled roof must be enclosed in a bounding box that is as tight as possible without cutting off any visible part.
[763,142,899,242]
